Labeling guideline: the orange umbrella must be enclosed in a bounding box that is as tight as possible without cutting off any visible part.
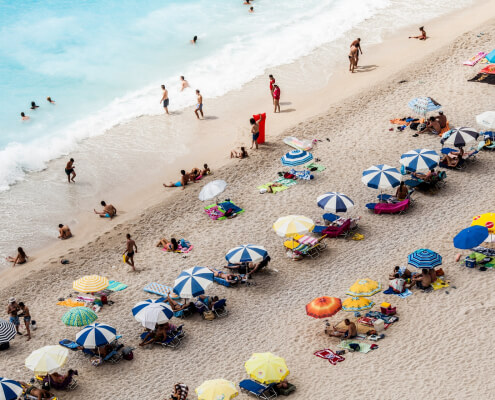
[306,297,342,319]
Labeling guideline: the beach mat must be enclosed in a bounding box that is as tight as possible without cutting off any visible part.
[143,283,180,299]
[57,299,85,307]
[283,136,313,151]
[107,280,128,291]
[306,162,326,172]
[468,73,495,85]
[257,183,289,193]
[314,349,345,365]
[275,177,298,186]
[463,51,488,66]
[339,340,373,354]
[432,279,449,291]
[383,287,413,298]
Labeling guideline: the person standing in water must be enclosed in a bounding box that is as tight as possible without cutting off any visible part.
[180,76,189,91]
[409,26,427,40]
[20,112,29,121]
[249,6,254,12]
[195,90,204,119]
[350,38,363,66]
[160,85,169,114]
[65,158,76,183]
[30,101,39,110]
[250,118,260,150]
[272,84,281,113]
[123,233,137,271]
[191,35,198,44]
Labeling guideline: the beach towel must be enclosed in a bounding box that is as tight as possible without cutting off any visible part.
[143,283,180,299]
[289,169,313,181]
[314,349,345,365]
[257,183,289,194]
[218,201,244,214]
[463,51,488,66]
[161,240,194,253]
[107,280,128,291]
[486,49,495,63]
[274,177,298,187]
[204,204,226,220]
[468,73,495,85]
[305,162,326,172]
[439,122,450,136]
[339,340,373,354]
[383,287,413,298]
[432,279,449,290]
[481,64,495,74]
[283,136,313,151]
[57,299,85,307]
[294,234,318,246]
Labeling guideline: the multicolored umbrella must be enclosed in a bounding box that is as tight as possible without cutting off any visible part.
[443,127,479,148]
[132,299,173,330]
[346,279,381,297]
[72,275,109,293]
[476,111,495,129]
[199,180,227,201]
[273,215,314,237]
[362,165,401,190]
[342,297,374,311]
[453,226,489,250]
[400,149,440,172]
[280,149,313,166]
[306,297,342,318]
[245,353,289,384]
[62,307,98,327]
[0,319,16,343]
[173,266,213,298]
[407,249,442,269]
[196,379,238,400]
[226,245,268,264]
[76,323,117,349]
[408,96,441,115]
[25,345,69,375]
[472,213,495,233]
[0,377,23,400]
[316,192,354,213]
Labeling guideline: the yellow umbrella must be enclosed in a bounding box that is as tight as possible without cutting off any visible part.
[245,352,289,384]
[342,297,374,311]
[195,379,238,400]
[273,215,314,237]
[25,345,68,375]
[472,213,495,234]
[346,278,381,297]
[73,275,109,293]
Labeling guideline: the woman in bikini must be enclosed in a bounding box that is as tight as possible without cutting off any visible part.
[208,267,241,284]
[6,247,27,266]
[409,26,426,40]
[156,238,179,251]
[19,382,53,399]
[230,146,248,159]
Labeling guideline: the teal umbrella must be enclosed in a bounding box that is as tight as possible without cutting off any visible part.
[62,307,97,327]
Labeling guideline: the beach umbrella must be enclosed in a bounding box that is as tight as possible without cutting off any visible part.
[316,192,354,213]
[453,226,489,250]
[476,111,495,129]
[342,297,374,311]
[443,127,479,148]
[346,278,381,297]
[0,319,16,343]
[407,96,441,115]
[306,297,342,319]
[407,249,442,269]
[226,244,268,264]
[199,180,227,201]
[0,378,23,400]
[272,215,314,237]
[245,353,289,384]
[75,323,116,349]
[25,345,68,375]
[362,165,401,190]
[472,213,495,233]
[173,266,213,298]
[72,275,109,293]
[280,149,313,166]
[195,379,238,400]
[62,307,97,327]
[480,65,495,74]
[400,149,440,172]
[132,299,173,330]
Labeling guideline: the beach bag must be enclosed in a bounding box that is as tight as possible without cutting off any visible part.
[283,173,296,179]
[389,278,405,293]
[349,343,360,352]
[122,347,134,360]
[203,311,215,320]
[410,122,419,130]
[100,295,108,304]
[0,342,9,351]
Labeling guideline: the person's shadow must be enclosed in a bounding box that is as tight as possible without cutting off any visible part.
[355,65,378,72]
[280,108,296,113]
[203,116,219,120]
[280,102,292,106]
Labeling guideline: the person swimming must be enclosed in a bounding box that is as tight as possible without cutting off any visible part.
[191,35,198,44]
[20,112,29,121]
[47,96,56,104]
[30,101,39,110]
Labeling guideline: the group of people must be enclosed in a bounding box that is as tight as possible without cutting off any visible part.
[163,164,211,190]
[348,38,363,73]
[6,297,32,341]
[388,265,442,292]
[159,77,204,119]
[268,74,281,112]
[20,97,56,121]
[418,111,447,135]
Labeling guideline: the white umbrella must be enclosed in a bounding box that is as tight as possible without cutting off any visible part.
[132,299,174,330]
[476,111,495,129]
[199,180,227,201]
[25,346,69,375]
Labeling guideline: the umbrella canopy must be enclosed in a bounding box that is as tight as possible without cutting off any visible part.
[199,180,227,201]
[316,192,354,213]
[245,353,289,384]
[76,323,117,349]
[272,215,314,237]
[476,111,495,129]
[25,345,68,375]
[173,266,213,298]
[407,249,442,269]
[472,213,495,233]
[132,299,173,330]
[362,164,401,190]
[62,307,98,327]
[0,319,16,343]
[72,275,109,293]
[454,226,489,250]
[0,378,23,400]
[407,96,441,115]
[306,297,342,318]
[400,149,440,173]
[443,127,479,148]
[280,149,313,166]
[226,245,268,264]
[346,278,381,297]
[342,297,374,311]
[196,379,238,400]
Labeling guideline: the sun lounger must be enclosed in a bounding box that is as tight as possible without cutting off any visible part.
[44,373,79,390]
[366,199,409,214]
[322,213,339,223]
[143,283,180,299]
[239,379,277,400]
[59,339,80,351]
[212,299,228,318]
[284,241,321,258]
[24,394,57,400]
[139,325,185,349]
[321,218,351,237]
[283,136,313,151]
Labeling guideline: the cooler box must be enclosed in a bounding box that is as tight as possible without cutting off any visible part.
[373,319,385,333]
[465,258,476,268]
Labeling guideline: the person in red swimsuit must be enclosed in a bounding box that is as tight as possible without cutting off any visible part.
[269,74,275,103]
[272,84,281,113]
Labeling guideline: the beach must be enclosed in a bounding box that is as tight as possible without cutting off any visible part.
[1,2,495,400]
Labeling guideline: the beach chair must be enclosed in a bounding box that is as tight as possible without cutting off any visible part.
[366,199,409,215]
[24,393,57,400]
[239,379,277,399]
[284,241,321,259]
[139,325,185,349]
[43,372,79,391]
[321,218,351,238]
[59,339,80,351]
[212,299,228,318]
[322,213,339,223]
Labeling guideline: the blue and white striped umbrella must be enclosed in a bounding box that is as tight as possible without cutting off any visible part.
[0,319,16,343]
[75,323,117,349]
[280,149,313,166]
[362,164,401,190]
[317,192,354,213]
[0,377,23,400]
[408,97,441,115]
[132,299,173,330]
[226,245,268,264]
[173,266,213,298]
[443,127,479,148]
[400,149,440,173]
[407,249,442,270]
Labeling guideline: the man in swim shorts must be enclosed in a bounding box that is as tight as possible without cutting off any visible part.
[58,224,72,239]
[65,158,76,183]
[194,90,204,119]
[94,201,117,218]
[124,233,137,271]
[7,298,21,335]
[163,170,192,191]
[250,118,260,150]
[160,84,169,114]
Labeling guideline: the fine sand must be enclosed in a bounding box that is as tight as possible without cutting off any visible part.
[1,6,495,400]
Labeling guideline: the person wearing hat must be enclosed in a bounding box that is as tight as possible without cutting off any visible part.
[6,298,22,335]
[436,111,447,129]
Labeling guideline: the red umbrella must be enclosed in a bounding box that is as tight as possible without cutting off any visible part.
[306,297,342,319]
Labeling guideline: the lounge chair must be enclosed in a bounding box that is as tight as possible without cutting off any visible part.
[43,371,79,391]
[59,339,80,351]
[24,393,57,400]
[239,379,277,400]
[212,299,228,318]
[322,213,339,223]
[284,240,321,259]
[139,325,185,349]
[366,199,409,214]
[321,218,351,238]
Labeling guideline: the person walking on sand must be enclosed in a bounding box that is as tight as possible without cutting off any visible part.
[269,74,276,103]
[20,112,29,121]
[409,26,426,40]
[195,90,204,119]
[18,302,31,340]
[94,201,117,219]
[272,84,281,113]
[160,85,169,114]
[250,118,260,150]
[123,233,137,271]
[180,76,189,91]
[349,45,358,73]
[350,38,363,66]
[7,298,21,335]
[58,224,72,240]
[65,158,76,183]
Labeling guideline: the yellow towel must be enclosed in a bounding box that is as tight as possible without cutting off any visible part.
[57,299,85,307]
[432,279,449,291]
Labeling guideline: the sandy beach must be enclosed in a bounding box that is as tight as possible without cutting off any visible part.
[1,2,495,399]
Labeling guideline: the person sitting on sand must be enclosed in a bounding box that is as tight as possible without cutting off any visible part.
[231,146,249,159]
[202,163,211,175]
[389,266,412,280]
[157,237,179,251]
[58,224,72,240]
[19,382,54,399]
[163,170,192,190]
[436,111,447,129]
[395,181,408,201]
[170,383,189,400]
[409,26,427,40]
[94,201,117,219]
[246,255,271,277]
[419,117,441,134]
[6,247,27,266]
[209,268,241,284]
[412,268,432,290]
[325,319,357,338]
[48,369,78,386]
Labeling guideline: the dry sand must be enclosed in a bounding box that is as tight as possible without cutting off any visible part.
[1,4,495,400]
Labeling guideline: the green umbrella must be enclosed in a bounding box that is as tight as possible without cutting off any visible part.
[62,307,97,326]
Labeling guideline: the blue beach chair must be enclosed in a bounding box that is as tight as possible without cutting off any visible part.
[212,299,228,318]
[239,379,277,399]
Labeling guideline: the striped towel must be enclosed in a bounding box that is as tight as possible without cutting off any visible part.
[143,283,180,299]
[107,280,128,291]
[297,235,318,246]
[294,243,310,253]
[275,177,298,187]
